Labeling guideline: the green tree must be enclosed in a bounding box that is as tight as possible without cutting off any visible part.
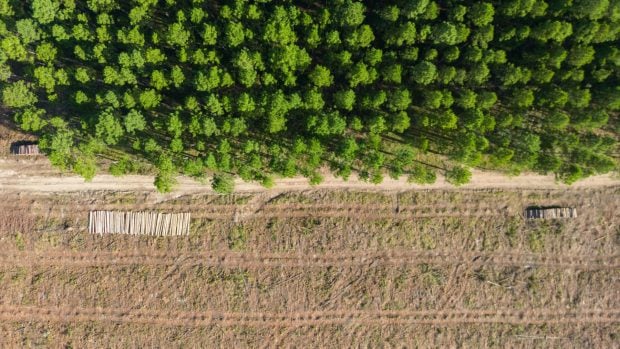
[139,89,161,109]
[15,108,47,131]
[335,1,366,27]
[446,165,472,186]
[468,2,494,27]
[347,62,371,87]
[212,173,235,193]
[124,109,146,133]
[224,22,245,47]
[95,109,124,145]
[2,81,37,108]
[571,0,610,20]
[32,0,59,24]
[154,154,177,193]
[334,89,356,110]
[411,61,437,85]
[308,65,334,87]
[167,22,190,47]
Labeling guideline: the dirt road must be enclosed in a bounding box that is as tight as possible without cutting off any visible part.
[1,250,617,269]
[1,158,618,193]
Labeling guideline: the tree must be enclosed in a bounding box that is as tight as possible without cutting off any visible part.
[566,45,595,67]
[73,154,97,181]
[266,90,290,133]
[16,19,41,44]
[212,173,235,193]
[382,64,402,83]
[456,89,477,109]
[154,155,177,193]
[95,109,124,145]
[32,0,59,24]
[167,22,190,47]
[387,88,411,111]
[150,70,169,90]
[385,22,416,46]
[430,22,458,45]
[391,111,411,133]
[2,81,37,108]
[531,20,573,42]
[224,22,245,47]
[233,50,257,87]
[308,65,334,87]
[171,66,185,87]
[16,108,47,131]
[263,6,297,45]
[38,118,74,170]
[571,0,610,20]
[411,61,437,85]
[139,89,161,109]
[468,2,494,27]
[344,25,375,48]
[446,165,472,185]
[545,111,570,129]
[124,109,146,133]
[335,1,365,27]
[334,89,356,110]
[347,62,371,87]
[379,6,399,22]
[1,36,27,61]
[509,88,535,108]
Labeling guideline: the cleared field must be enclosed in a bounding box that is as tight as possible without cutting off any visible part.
[0,187,618,347]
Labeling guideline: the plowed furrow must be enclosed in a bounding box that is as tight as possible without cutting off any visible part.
[0,202,510,220]
[0,305,617,326]
[0,250,616,270]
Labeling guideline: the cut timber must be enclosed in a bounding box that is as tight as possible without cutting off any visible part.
[10,142,40,155]
[525,207,577,219]
[88,211,190,236]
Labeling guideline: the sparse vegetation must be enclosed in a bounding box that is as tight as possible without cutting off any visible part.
[0,186,617,346]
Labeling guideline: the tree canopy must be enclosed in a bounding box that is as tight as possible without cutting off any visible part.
[0,0,618,192]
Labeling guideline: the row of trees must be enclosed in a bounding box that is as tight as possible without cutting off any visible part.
[1,0,618,192]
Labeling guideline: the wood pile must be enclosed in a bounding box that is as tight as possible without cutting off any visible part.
[88,211,191,236]
[525,207,577,219]
[10,144,40,155]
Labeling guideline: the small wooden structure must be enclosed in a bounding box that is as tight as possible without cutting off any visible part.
[525,207,577,219]
[10,142,40,155]
[89,211,191,236]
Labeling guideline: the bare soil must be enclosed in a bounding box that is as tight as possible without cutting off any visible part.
[0,185,617,347]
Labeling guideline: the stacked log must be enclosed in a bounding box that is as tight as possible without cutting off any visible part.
[525,207,577,219]
[10,144,40,155]
[88,211,191,236]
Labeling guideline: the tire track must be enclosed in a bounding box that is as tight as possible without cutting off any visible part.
[0,250,617,270]
[0,202,510,220]
[0,305,617,326]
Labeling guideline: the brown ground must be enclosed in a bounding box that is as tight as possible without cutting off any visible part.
[0,123,619,347]
[0,186,617,347]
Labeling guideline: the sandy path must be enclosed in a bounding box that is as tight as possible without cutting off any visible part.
[0,305,617,326]
[0,157,618,193]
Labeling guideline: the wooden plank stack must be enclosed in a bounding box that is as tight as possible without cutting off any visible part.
[10,144,40,155]
[525,207,577,219]
[88,211,191,236]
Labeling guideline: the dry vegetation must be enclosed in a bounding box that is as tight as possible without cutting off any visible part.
[0,186,618,347]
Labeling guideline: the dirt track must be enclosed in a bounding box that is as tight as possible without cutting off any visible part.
[0,250,617,270]
[1,158,618,193]
[0,305,616,326]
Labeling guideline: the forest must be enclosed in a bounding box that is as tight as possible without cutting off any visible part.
[0,0,618,192]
